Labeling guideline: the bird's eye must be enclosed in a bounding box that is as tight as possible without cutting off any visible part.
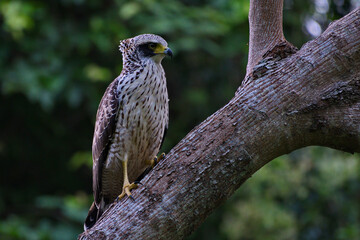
[148,43,157,50]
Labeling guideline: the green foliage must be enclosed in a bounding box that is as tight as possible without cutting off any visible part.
[0,1,35,39]
[190,148,360,240]
[0,0,359,239]
[0,194,90,240]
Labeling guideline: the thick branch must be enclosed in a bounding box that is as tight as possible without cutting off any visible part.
[79,8,360,240]
[246,0,286,76]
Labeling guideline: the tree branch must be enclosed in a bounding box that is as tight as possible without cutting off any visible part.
[79,7,360,240]
[246,0,286,76]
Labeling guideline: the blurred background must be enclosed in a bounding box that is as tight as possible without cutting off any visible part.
[0,0,359,239]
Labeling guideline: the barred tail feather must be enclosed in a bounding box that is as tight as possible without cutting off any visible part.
[84,202,102,231]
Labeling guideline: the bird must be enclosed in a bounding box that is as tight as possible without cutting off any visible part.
[84,34,172,230]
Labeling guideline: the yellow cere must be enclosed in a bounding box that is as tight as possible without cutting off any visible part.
[153,44,168,54]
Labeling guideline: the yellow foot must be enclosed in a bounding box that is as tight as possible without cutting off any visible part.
[117,183,138,201]
[158,152,166,162]
[147,153,166,168]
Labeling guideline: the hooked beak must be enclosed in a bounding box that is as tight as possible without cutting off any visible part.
[164,47,173,58]
[154,45,173,58]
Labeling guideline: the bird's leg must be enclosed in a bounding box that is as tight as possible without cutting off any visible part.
[146,152,166,168]
[117,159,138,201]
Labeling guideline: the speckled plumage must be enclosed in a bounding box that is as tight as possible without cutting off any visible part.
[84,34,171,230]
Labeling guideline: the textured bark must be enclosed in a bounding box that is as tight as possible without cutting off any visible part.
[79,6,360,240]
[246,0,286,76]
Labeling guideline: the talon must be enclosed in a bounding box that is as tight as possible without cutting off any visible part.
[158,152,166,161]
[118,183,138,201]
[153,156,159,167]
[146,157,157,168]
[147,153,166,168]
[134,180,143,185]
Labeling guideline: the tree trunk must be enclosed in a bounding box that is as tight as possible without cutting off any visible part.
[78,3,360,239]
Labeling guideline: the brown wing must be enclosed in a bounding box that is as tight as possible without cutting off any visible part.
[92,78,120,206]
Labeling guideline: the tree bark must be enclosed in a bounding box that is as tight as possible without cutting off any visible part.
[246,0,286,76]
[79,5,360,240]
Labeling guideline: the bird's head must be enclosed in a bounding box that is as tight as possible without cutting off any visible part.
[119,34,173,64]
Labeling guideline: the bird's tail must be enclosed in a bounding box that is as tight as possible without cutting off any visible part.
[84,202,103,231]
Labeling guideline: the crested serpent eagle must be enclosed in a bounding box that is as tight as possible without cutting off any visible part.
[84,34,173,230]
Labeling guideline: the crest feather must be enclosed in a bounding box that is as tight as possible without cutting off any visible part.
[119,39,131,53]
